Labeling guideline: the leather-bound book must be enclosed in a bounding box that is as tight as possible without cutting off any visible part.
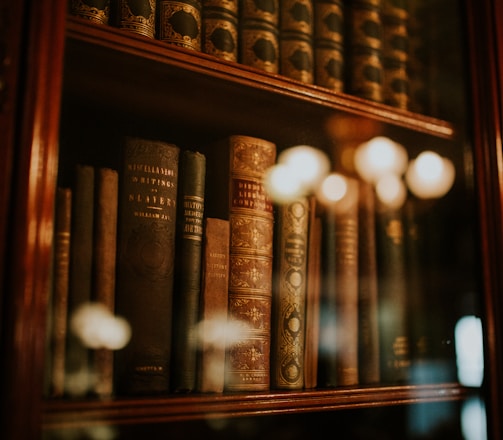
[92,167,119,397]
[271,197,309,389]
[205,134,276,391]
[197,217,230,393]
[114,137,179,395]
[240,0,280,73]
[375,200,411,384]
[280,0,314,83]
[70,0,111,24]
[382,0,408,109]
[115,0,156,38]
[49,187,72,397]
[357,180,379,384]
[202,0,239,61]
[346,0,383,102]
[171,150,206,392]
[158,0,202,51]
[313,0,344,91]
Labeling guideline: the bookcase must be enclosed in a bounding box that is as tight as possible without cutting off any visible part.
[1,0,503,439]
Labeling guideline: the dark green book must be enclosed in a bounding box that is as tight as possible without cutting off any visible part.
[114,0,157,38]
[69,0,111,25]
[171,150,206,392]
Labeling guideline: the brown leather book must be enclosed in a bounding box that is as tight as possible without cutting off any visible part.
[114,0,157,38]
[202,0,239,61]
[197,217,230,393]
[157,0,202,51]
[204,134,276,391]
[69,0,111,25]
[114,137,179,395]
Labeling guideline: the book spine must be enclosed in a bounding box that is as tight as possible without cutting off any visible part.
[382,0,408,109]
[49,187,72,397]
[202,0,239,61]
[313,0,344,91]
[280,0,314,84]
[197,217,230,393]
[70,0,111,25]
[347,0,383,102]
[65,164,94,396]
[92,167,119,397]
[357,180,380,384]
[376,202,411,384]
[171,150,206,392]
[115,0,156,38]
[158,0,202,51]
[240,0,280,73]
[114,137,179,395]
[271,197,309,389]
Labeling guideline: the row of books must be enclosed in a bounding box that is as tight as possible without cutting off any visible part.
[46,133,449,399]
[69,0,434,113]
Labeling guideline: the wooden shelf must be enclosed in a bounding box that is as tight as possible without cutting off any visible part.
[43,383,468,429]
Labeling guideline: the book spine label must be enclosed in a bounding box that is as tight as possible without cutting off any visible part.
[70,0,111,24]
[116,0,157,38]
[158,0,202,51]
[114,137,179,395]
[272,197,309,389]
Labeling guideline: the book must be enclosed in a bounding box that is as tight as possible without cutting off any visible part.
[240,0,280,73]
[65,165,94,396]
[318,177,359,387]
[375,200,411,384]
[357,180,379,384]
[171,150,206,392]
[70,0,111,24]
[346,0,384,102]
[382,0,408,109]
[157,0,202,51]
[204,134,276,391]
[313,0,344,91]
[197,217,230,393]
[91,167,119,397]
[115,0,156,38]
[271,197,309,389]
[114,137,179,395]
[49,187,72,397]
[280,0,314,83]
[303,197,321,389]
[202,0,239,61]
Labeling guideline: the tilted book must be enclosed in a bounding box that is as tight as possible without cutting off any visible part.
[114,137,179,395]
[271,197,309,389]
[313,0,344,91]
[114,0,157,38]
[202,0,239,61]
[197,217,230,393]
[205,134,276,391]
[158,0,202,51]
[70,0,111,24]
[171,150,206,392]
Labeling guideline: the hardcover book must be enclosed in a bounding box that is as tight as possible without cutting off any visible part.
[271,197,309,389]
[197,217,230,393]
[171,150,206,392]
[158,0,202,51]
[115,0,157,38]
[114,137,179,395]
[205,134,276,391]
[202,0,239,61]
[70,0,111,24]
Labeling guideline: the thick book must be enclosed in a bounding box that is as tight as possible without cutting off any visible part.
[202,0,239,61]
[91,167,119,397]
[313,0,344,91]
[357,180,379,384]
[158,0,202,51]
[280,0,314,83]
[115,0,156,38]
[49,187,72,397]
[114,137,179,395]
[240,0,280,73]
[382,0,408,109]
[65,164,94,396]
[271,197,309,389]
[70,0,111,25]
[375,200,411,384]
[197,217,230,393]
[171,150,206,392]
[204,134,276,391]
[346,0,384,102]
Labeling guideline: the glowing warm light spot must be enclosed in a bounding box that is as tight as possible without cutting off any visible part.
[375,174,407,209]
[264,163,303,203]
[317,173,348,204]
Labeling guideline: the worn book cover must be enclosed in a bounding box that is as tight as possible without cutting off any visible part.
[158,0,202,51]
[115,0,156,38]
[202,0,239,61]
[70,0,111,24]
